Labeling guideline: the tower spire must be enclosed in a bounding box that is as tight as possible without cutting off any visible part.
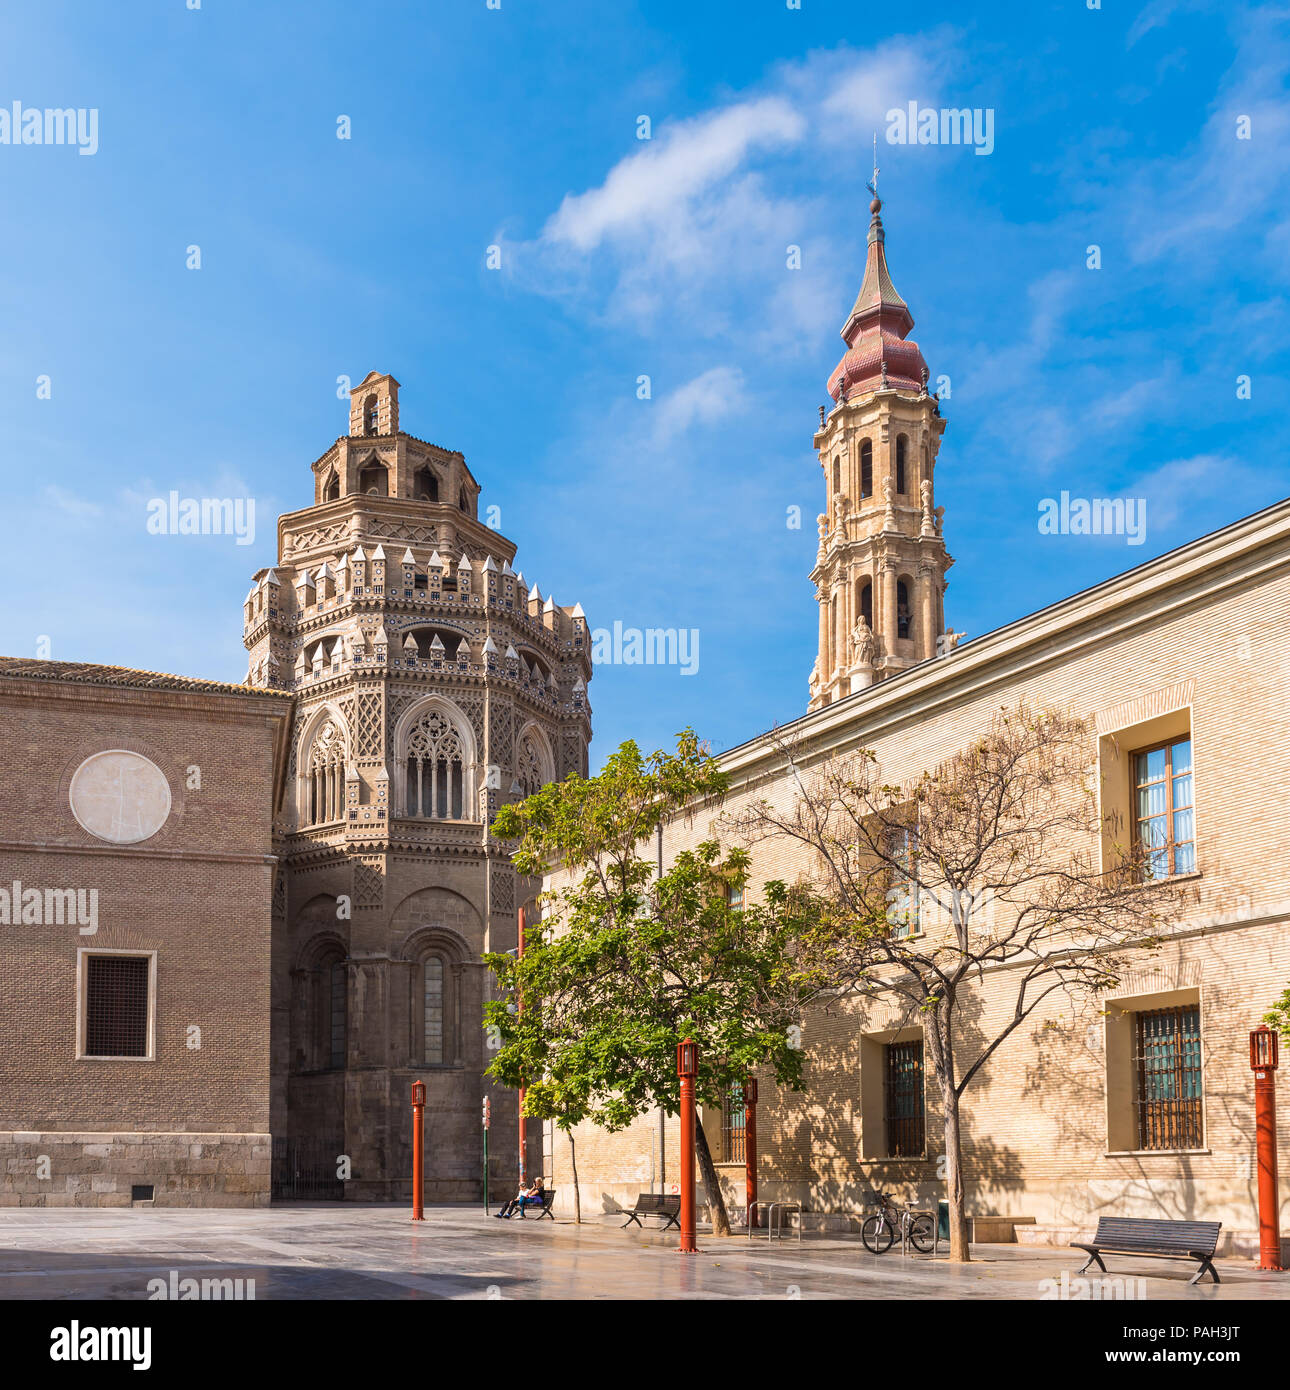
[809,180,952,711]
[828,179,922,404]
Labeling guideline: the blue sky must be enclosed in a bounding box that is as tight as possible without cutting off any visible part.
[1,1,1287,768]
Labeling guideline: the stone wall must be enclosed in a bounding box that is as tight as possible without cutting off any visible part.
[0,1131,271,1207]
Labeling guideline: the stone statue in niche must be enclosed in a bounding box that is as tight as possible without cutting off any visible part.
[851,619,875,667]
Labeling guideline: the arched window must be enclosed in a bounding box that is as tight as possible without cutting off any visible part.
[860,440,873,499]
[406,709,466,819]
[897,579,912,640]
[307,719,345,825]
[858,578,873,631]
[364,396,379,435]
[423,955,446,1064]
[458,485,469,512]
[323,470,339,502]
[414,466,439,502]
[516,733,545,797]
[832,457,841,493]
[359,461,387,496]
[896,436,908,495]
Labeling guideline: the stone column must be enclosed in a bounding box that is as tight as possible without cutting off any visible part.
[919,561,937,660]
[880,555,898,657]
[817,588,829,685]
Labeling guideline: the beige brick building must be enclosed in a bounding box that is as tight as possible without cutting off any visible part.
[537,198,1290,1256]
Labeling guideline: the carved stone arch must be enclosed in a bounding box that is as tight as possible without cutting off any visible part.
[395,921,472,965]
[295,701,352,828]
[290,915,349,1074]
[514,720,556,796]
[390,891,480,1069]
[391,694,479,818]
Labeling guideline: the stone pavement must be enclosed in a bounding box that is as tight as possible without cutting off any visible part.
[0,1205,1287,1300]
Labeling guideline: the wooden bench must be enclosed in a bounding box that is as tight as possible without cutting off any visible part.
[1073,1217,1222,1285]
[513,1187,556,1220]
[621,1193,681,1230]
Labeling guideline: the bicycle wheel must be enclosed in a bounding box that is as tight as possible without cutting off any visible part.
[908,1214,936,1254]
[861,1214,894,1254]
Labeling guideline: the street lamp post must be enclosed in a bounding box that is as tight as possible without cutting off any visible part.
[1250,1025,1282,1271]
[677,1038,699,1254]
[411,1079,426,1222]
[742,1076,758,1230]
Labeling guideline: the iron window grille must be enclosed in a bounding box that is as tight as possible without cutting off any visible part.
[85,955,149,1057]
[1134,1005,1203,1150]
[720,1086,747,1164]
[884,1039,925,1157]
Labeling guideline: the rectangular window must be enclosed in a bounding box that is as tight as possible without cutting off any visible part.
[1134,1005,1203,1150]
[1133,737,1195,878]
[720,1086,746,1164]
[84,955,150,1058]
[884,1040,925,1157]
[726,883,744,910]
[887,827,920,939]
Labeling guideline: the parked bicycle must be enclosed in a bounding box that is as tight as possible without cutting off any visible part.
[861,1190,936,1254]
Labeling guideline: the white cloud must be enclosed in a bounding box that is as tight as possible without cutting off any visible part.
[653,366,746,443]
[543,98,806,252]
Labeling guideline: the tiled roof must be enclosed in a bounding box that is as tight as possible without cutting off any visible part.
[0,656,290,700]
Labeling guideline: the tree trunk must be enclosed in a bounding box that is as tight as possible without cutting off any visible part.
[942,1083,971,1263]
[568,1129,581,1224]
[693,1114,731,1236]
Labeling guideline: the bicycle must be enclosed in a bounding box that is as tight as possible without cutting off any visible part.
[860,1190,936,1254]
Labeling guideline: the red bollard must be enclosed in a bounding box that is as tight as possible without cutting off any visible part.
[743,1076,758,1230]
[677,1038,699,1254]
[1250,1027,1282,1271]
[411,1079,426,1222]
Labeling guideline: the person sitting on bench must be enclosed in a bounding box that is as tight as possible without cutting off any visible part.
[496,1177,545,1218]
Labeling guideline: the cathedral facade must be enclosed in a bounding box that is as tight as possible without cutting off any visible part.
[251,373,591,1200]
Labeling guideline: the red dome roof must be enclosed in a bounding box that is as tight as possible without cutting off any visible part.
[828,199,927,402]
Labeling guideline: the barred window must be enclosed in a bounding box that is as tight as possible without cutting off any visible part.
[720,1086,746,1164]
[1134,737,1195,878]
[884,1039,925,1157]
[85,955,150,1057]
[1134,1005,1203,1150]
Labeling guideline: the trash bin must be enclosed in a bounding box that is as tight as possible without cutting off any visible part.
[937,1199,950,1241]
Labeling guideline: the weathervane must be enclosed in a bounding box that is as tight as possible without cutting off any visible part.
[867,132,880,201]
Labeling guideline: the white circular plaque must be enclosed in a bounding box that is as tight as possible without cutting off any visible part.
[69,750,172,844]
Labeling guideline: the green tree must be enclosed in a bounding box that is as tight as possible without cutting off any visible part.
[485,731,822,1236]
[1264,988,1290,1043]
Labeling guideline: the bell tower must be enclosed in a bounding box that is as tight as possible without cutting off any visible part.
[808,189,953,711]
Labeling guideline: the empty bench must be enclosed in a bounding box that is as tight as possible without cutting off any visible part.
[621,1193,681,1230]
[1073,1217,1222,1285]
[514,1187,556,1220]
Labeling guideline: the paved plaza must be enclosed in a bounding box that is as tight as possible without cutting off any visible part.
[0,1205,1286,1301]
